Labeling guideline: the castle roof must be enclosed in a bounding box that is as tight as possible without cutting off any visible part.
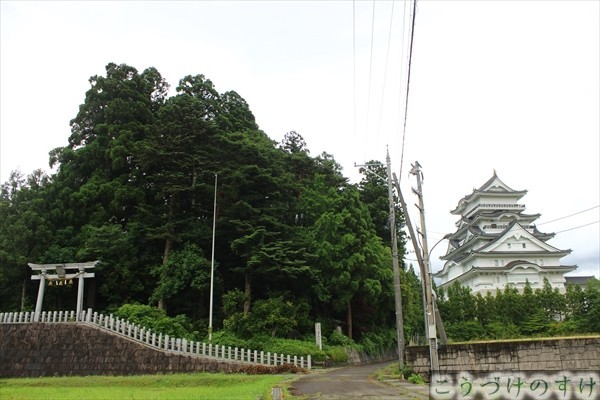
[451,172,527,215]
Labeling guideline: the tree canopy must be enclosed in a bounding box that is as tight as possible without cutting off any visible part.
[0,63,419,343]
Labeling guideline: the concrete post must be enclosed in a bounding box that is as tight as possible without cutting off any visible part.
[76,268,85,320]
[33,270,47,322]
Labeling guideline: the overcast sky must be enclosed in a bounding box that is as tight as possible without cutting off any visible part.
[1,1,598,278]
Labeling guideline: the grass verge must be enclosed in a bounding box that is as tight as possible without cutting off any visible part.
[0,373,292,400]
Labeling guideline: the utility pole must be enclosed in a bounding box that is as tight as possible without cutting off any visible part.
[391,166,440,373]
[356,154,404,369]
[409,162,439,372]
[386,149,405,368]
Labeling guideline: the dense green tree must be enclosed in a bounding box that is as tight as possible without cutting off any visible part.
[580,278,600,332]
[135,92,218,310]
[474,292,490,326]
[401,265,425,342]
[357,161,393,247]
[299,175,392,339]
[439,282,476,324]
[215,129,311,316]
[150,244,211,316]
[46,63,167,308]
[0,170,53,311]
[535,277,566,321]
[565,283,586,325]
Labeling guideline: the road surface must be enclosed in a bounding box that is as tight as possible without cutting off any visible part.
[289,361,430,400]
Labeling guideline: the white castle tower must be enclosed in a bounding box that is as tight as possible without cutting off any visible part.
[434,172,577,295]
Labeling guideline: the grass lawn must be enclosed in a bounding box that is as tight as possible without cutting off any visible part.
[0,373,293,400]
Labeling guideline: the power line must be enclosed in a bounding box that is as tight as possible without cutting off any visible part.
[376,0,396,139]
[353,0,357,164]
[394,0,409,184]
[555,220,599,234]
[364,0,376,152]
[537,205,599,226]
[398,0,417,182]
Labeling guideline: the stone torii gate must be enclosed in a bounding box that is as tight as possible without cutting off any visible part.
[29,261,97,322]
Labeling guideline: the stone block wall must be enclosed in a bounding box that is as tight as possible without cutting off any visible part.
[0,323,248,378]
[405,337,600,380]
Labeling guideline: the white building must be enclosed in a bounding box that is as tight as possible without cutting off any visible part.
[434,172,577,295]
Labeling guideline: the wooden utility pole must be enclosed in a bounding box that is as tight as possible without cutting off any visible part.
[391,164,440,373]
[356,155,405,368]
[385,149,405,368]
[409,162,439,372]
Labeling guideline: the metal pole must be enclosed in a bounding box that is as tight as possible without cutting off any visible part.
[386,149,405,368]
[208,173,217,342]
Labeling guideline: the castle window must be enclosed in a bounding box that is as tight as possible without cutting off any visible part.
[494,260,499,266]
[507,243,512,249]
[522,243,526,248]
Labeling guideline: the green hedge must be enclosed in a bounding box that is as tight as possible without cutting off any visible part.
[210,332,348,363]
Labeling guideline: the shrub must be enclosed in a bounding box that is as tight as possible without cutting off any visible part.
[408,373,425,385]
[358,329,396,356]
[240,363,307,374]
[399,365,416,379]
[113,303,197,340]
[221,292,310,339]
[485,321,520,340]
[446,321,485,342]
[328,330,354,347]
[211,331,347,364]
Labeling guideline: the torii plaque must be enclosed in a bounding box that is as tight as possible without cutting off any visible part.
[29,261,98,322]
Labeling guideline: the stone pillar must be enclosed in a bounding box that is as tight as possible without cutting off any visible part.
[34,270,47,322]
[76,268,85,320]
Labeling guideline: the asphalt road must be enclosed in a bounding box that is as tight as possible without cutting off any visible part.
[288,361,430,400]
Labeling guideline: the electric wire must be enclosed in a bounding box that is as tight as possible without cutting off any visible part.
[427,205,600,246]
[376,0,396,139]
[395,0,410,181]
[555,221,599,234]
[398,0,417,182]
[364,0,377,153]
[353,0,357,165]
[537,205,599,226]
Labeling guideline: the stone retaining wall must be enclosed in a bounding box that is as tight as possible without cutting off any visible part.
[0,323,248,378]
[405,337,600,380]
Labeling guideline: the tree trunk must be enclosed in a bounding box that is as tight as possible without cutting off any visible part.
[243,271,252,317]
[346,299,353,340]
[87,279,96,310]
[158,236,172,312]
[191,166,197,206]
[20,274,27,312]
[158,198,175,312]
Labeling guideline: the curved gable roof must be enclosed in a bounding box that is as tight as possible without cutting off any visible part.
[479,221,567,254]
[451,172,527,215]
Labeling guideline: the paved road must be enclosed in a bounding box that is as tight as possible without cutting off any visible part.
[288,361,430,400]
